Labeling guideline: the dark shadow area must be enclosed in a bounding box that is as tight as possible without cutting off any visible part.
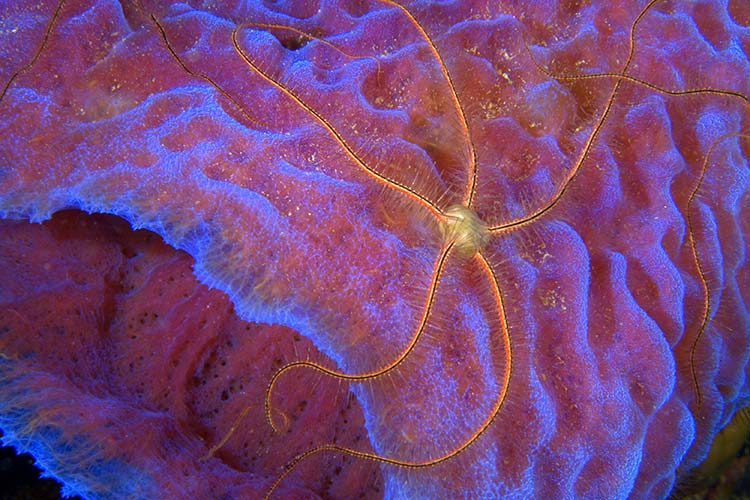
[0,431,83,500]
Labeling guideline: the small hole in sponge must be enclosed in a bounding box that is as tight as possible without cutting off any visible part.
[267,26,324,51]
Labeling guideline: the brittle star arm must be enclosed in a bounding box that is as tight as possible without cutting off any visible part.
[232,24,445,219]
[487,0,661,233]
[150,16,266,130]
[261,249,511,499]
[687,132,750,410]
[518,5,749,409]
[261,242,454,433]
[521,32,750,106]
[377,0,478,207]
[231,22,384,82]
[1,0,66,102]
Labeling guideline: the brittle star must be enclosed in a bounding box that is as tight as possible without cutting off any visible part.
[152,0,747,496]
[147,0,750,496]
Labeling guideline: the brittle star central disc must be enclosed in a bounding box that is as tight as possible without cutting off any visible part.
[440,204,489,255]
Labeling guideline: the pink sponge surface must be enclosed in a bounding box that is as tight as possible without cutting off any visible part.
[0,211,383,499]
[0,0,749,499]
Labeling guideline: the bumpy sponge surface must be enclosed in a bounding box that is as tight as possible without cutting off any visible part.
[0,1,748,499]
